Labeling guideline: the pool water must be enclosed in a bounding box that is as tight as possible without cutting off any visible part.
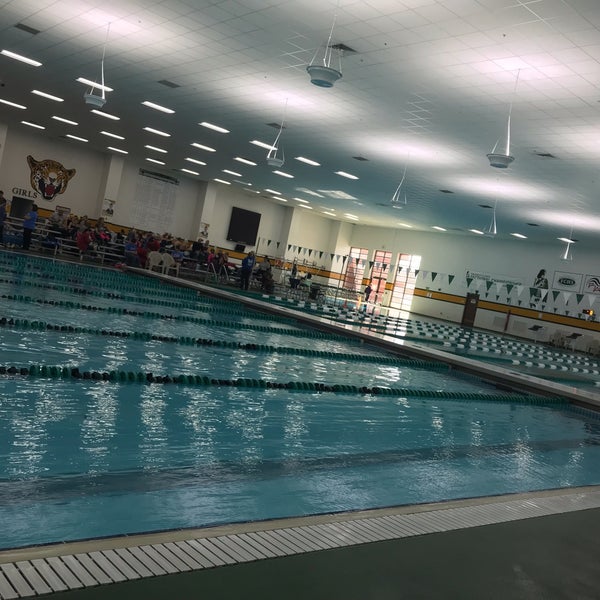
[1,252,600,550]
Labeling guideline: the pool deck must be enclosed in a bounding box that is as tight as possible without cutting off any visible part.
[2,264,600,598]
[2,486,600,599]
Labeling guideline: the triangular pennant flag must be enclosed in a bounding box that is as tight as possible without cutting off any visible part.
[506,297,511,304]
[466,277,473,287]
[276,242,280,248]
[541,304,546,310]
[588,294,596,307]
[287,244,292,251]
[486,280,493,291]
[562,291,572,304]
[529,287,538,298]
[319,251,323,259]
[421,270,429,280]
[398,266,403,273]
[330,253,335,260]
[383,263,388,271]
[516,285,524,296]
[298,246,303,253]
[553,308,558,313]
[267,239,272,246]
[565,310,570,316]
[342,256,348,264]
[448,275,455,285]
[552,290,560,302]
[485,293,489,298]
[518,300,522,306]
[431,272,438,281]
[506,284,513,295]
[496,295,500,301]
[414,269,420,277]
[540,289,549,301]
[495,282,503,293]
[303,248,308,255]
[576,294,584,304]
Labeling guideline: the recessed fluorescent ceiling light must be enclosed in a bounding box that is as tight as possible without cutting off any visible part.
[469,229,484,235]
[510,233,527,239]
[142,100,174,114]
[245,188,260,194]
[0,98,26,109]
[66,134,88,142]
[1,49,42,66]
[265,189,281,195]
[318,190,357,200]
[398,223,412,228]
[250,140,276,150]
[76,77,113,93]
[273,170,293,178]
[52,116,78,125]
[143,126,170,137]
[234,180,252,186]
[293,197,309,204]
[557,237,576,243]
[101,131,124,140]
[433,226,447,231]
[108,146,128,154]
[145,145,167,153]
[214,178,231,185]
[185,157,206,166]
[335,170,359,180]
[322,211,336,216]
[234,157,257,166]
[200,121,229,133]
[300,205,313,209]
[181,168,199,175]
[146,158,165,165]
[191,142,216,152]
[344,213,359,220]
[296,188,325,198]
[295,156,320,166]
[223,169,241,177]
[276,197,288,202]
[31,89,63,102]
[91,109,120,120]
[21,121,44,130]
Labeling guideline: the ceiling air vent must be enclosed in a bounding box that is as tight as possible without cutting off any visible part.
[479,204,493,209]
[439,189,454,194]
[527,223,540,227]
[352,156,369,161]
[15,23,40,35]
[157,79,180,89]
[266,122,287,129]
[533,151,556,158]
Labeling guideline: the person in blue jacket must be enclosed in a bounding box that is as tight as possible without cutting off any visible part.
[22,204,38,250]
[240,251,256,290]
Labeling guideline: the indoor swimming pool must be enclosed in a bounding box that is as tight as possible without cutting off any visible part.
[1,251,600,551]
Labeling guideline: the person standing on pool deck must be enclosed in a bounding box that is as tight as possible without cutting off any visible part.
[240,251,256,290]
[22,204,38,250]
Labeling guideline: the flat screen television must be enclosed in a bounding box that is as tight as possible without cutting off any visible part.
[226,206,261,246]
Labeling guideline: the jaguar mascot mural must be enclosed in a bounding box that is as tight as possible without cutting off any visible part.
[27,155,76,201]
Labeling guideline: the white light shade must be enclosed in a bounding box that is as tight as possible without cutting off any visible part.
[84,93,106,108]
[267,156,284,167]
[306,65,342,88]
[486,153,514,169]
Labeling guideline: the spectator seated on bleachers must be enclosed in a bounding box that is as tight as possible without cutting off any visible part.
[41,232,60,251]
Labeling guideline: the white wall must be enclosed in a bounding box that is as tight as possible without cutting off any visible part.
[0,127,105,215]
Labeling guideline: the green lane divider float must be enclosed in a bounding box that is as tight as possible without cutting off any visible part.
[0,364,563,404]
[0,316,447,369]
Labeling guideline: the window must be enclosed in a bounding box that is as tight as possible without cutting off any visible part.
[370,250,393,303]
[391,253,421,312]
[343,247,368,291]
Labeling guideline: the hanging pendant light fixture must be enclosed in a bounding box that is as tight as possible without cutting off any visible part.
[487,70,520,168]
[266,99,287,168]
[559,227,575,261]
[84,24,111,108]
[484,197,498,236]
[307,14,343,88]
[391,160,408,209]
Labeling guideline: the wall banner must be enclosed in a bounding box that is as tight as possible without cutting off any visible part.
[552,270,583,292]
